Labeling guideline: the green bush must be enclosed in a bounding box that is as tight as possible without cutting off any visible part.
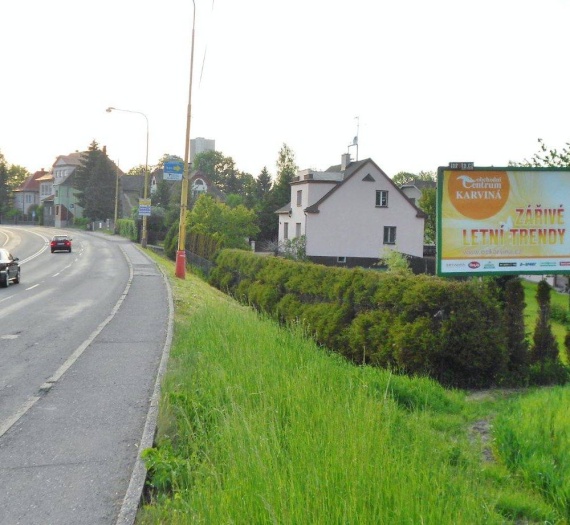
[116,219,138,241]
[209,250,516,388]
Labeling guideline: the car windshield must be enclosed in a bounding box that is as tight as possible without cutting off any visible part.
[54,236,68,240]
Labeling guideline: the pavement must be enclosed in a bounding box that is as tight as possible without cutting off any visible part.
[0,233,173,525]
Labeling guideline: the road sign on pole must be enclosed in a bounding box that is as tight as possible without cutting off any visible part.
[138,198,151,217]
[164,160,184,181]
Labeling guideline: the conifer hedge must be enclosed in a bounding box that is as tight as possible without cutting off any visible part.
[210,250,509,388]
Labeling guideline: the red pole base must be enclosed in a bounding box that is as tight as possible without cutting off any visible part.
[175,250,186,279]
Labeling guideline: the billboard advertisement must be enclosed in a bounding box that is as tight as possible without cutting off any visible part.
[437,166,570,276]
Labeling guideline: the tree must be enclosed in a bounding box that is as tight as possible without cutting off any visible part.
[530,279,559,365]
[270,143,297,209]
[74,141,117,220]
[256,166,272,200]
[391,170,434,187]
[418,186,436,244]
[511,138,570,168]
[193,150,239,195]
[157,153,183,169]
[391,171,417,186]
[503,278,529,376]
[188,194,259,249]
[7,165,30,191]
[0,152,9,216]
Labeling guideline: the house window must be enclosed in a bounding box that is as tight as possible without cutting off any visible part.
[284,222,289,240]
[295,223,301,238]
[337,256,346,264]
[383,226,396,245]
[296,190,302,207]
[376,190,388,207]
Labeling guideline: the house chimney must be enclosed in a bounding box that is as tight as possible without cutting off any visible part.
[341,153,351,171]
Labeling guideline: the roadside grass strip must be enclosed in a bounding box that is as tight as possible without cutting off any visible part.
[137,256,565,524]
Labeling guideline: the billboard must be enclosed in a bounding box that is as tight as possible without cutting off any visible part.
[437,166,570,276]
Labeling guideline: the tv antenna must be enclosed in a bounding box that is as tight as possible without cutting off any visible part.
[348,116,359,161]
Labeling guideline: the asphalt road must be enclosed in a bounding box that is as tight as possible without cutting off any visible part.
[0,226,172,525]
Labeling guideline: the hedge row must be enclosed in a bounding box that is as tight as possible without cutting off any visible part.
[116,219,138,241]
[209,250,511,388]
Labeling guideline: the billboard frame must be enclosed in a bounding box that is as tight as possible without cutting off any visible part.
[437,165,570,277]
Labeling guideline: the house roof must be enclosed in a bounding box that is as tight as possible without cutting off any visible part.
[14,169,49,193]
[53,152,83,167]
[400,179,436,191]
[300,158,426,218]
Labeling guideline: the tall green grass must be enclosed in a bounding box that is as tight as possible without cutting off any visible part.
[135,257,563,524]
[494,387,570,520]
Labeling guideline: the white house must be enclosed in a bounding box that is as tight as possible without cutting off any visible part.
[399,179,436,206]
[276,154,426,267]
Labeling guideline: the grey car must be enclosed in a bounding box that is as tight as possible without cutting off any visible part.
[0,248,20,287]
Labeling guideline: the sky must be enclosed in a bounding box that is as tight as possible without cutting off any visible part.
[1,0,569,180]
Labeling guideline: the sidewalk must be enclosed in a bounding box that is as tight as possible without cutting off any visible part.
[0,237,172,525]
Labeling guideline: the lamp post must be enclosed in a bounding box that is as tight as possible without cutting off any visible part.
[175,0,196,279]
[106,106,150,248]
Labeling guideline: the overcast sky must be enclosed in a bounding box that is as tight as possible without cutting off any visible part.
[1,0,569,179]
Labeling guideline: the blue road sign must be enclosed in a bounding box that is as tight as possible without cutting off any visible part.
[164,160,184,181]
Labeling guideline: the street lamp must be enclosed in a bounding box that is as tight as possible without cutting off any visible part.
[106,106,150,248]
[175,0,196,279]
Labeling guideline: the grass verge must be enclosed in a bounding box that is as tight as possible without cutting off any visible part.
[136,256,569,523]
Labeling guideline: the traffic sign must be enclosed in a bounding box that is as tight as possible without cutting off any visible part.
[139,198,151,217]
[164,160,184,181]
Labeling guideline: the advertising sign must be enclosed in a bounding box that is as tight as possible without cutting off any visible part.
[437,166,570,276]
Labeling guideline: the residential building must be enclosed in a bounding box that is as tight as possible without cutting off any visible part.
[399,179,436,206]
[52,152,83,228]
[276,154,426,267]
[12,169,48,218]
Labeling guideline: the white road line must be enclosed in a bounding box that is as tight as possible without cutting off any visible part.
[25,284,40,291]
[0,396,41,438]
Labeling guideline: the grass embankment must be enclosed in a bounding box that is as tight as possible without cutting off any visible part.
[137,257,570,523]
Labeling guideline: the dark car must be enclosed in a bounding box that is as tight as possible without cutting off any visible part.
[51,235,72,253]
[0,249,20,287]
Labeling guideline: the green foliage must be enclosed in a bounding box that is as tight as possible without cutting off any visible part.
[511,138,570,168]
[189,194,259,249]
[164,222,179,260]
[7,164,30,191]
[281,235,306,261]
[495,387,570,518]
[531,280,560,365]
[418,186,436,244]
[116,219,138,241]
[138,259,564,524]
[269,143,297,210]
[379,247,412,275]
[503,278,529,378]
[210,250,512,388]
[74,141,117,220]
[0,154,10,215]
[391,170,435,186]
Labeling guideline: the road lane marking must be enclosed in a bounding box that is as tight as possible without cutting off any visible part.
[0,396,41,438]
[25,284,40,291]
